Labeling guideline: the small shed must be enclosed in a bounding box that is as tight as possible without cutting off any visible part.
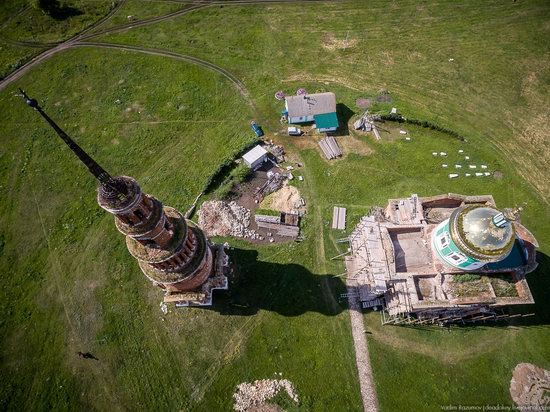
[242,145,268,169]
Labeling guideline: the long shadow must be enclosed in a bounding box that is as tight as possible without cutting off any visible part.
[210,247,346,317]
[38,0,82,20]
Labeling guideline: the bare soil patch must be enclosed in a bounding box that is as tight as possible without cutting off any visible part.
[356,98,371,108]
[322,33,358,51]
[260,182,303,214]
[339,134,374,157]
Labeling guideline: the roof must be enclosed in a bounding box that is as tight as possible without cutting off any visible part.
[242,145,268,164]
[314,112,339,129]
[450,205,516,260]
[285,92,336,117]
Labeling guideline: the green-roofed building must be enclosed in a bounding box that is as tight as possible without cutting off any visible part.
[285,92,339,132]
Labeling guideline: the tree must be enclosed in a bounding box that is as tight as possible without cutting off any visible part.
[29,0,61,17]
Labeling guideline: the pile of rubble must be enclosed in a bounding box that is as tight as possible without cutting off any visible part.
[254,172,287,203]
[233,379,299,412]
[510,363,550,410]
[198,201,261,240]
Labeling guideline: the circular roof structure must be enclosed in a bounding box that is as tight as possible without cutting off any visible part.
[449,205,516,261]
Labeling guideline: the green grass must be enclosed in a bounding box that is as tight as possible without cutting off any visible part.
[0,42,40,79]
[89,0,186,31]
[453,274,482,283]
[0,47,361,411]
[0,0,114,79]
[99,0,550,200]
[0,0,114,43]
[0,1,549,411]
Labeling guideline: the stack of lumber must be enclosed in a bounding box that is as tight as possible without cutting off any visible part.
[332,206,346,229]
[256,221,300,237]
[319,136,342,160]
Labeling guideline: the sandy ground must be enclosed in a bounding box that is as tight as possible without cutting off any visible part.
[260,182,303,214]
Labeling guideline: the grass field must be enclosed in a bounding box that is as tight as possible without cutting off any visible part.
[0,1,549,411]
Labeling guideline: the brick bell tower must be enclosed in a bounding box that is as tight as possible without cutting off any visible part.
[20,89,228,306]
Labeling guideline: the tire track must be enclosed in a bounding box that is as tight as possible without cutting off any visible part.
[0,0,128,90]
[0,0,127,49]
[75,42,251,99]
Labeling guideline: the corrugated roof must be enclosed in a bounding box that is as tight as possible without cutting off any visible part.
[314,112,339,129]
[242,145,268,164]
[285,92,336,117]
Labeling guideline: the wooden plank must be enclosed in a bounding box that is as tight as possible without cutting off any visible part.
[372,125,381,140]
[319,139,332,159]
[337,207,346,229]
[332,207,340,229]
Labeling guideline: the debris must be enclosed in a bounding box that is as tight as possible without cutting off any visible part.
[442,164,448,168]
[160,302,168,314]
[254,172,287,202]
[405,137,411,141]
[465,173,471,177]
[286,165,294,171]
[455,164,462,168]
[432,152,438,156]
[288,172,294,180]
[354,110,373,132]
[391,107,397,114]
[475,172,483,177]
[465,156,470,160]
[484,172,491,176]
[481,165,488,169]
[298,175,304,181]
[233,379,299,412]
[448,173,459,179]
[449,58,454,62]
[440,152,447,156]
[510,363,550,409]
[399,130,407,135]
[469,165,477,169]
[458,149,464,153]
[198,201,261,240]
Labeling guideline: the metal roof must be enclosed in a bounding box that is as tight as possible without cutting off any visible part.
[242,145,268,164]
[285,92,336,117]
[314,112,339,129]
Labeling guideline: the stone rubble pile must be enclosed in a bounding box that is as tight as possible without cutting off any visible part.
[198,201,261,240]
[510,363,550,409]
[233,379,299,412]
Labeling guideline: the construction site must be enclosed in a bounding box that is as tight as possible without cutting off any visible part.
[343,193,540,325]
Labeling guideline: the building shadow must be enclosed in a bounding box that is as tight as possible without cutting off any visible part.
[420,251,550,329]
[210,247,346,317]
[504,250,550,327]
[331,103,355,137]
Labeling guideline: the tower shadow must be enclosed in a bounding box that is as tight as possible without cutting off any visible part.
[210,248,346,317]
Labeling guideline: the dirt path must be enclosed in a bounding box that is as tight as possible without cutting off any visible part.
[346,280,379,412]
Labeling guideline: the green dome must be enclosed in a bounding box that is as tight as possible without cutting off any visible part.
[449,205,516,261]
